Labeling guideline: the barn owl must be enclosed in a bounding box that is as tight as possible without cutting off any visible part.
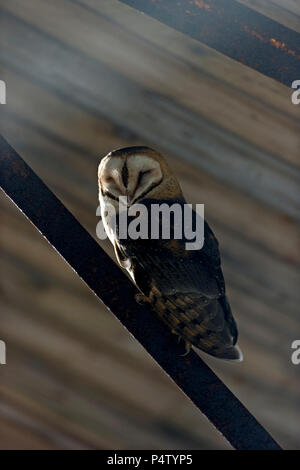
[98,146,243,361]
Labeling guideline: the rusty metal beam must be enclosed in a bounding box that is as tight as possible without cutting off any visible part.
[120,0,300,87]
[0,135,282,450]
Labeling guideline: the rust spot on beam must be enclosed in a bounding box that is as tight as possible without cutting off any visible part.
[121,0,300,86]
[193,0,211,11]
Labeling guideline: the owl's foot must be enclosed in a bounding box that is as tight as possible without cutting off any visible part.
[135,293,150,305]
[180,341,191,357]
[173,333,191,356]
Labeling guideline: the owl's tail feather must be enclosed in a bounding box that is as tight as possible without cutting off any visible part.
[214,344,243,362]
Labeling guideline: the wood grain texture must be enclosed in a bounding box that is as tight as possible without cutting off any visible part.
[0,0,299,450]
[237,0,300,33]
[1,0,299,220]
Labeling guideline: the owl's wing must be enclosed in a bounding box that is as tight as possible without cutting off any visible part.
[118,213,240,360]
[129,218,225,299]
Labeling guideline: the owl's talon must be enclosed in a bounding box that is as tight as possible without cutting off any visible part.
[180,341,191,357]
[135,293,149,305]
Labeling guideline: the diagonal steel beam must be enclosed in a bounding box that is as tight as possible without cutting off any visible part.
[0,135,281,450]
[120,0,300,87]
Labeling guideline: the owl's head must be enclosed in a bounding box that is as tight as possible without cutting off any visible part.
[98,146,183,210]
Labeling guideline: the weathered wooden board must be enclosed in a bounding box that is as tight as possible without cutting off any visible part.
[1,68,299,265]
[0,1,299,220]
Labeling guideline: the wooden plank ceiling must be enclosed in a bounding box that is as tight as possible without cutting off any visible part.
[0,0,299,449]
